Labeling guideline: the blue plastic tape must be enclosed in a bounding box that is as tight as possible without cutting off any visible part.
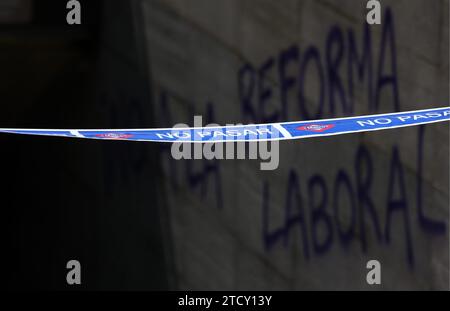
[1,107,449,143]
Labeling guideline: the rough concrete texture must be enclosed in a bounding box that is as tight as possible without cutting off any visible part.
[141,0,449,290]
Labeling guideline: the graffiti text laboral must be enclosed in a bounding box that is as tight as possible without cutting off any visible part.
[169,118,280,171]
[159,8,446,268]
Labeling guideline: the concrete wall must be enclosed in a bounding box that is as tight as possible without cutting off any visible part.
[141,0,449,290]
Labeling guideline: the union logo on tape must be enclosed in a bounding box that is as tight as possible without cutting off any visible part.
[0,106,449,143]
[296,124,335,132]
[95,133,134,139]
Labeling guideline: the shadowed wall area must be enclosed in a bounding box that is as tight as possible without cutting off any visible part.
[0,0,170,290]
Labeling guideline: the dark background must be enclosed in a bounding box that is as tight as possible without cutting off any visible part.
[0,0,171,290]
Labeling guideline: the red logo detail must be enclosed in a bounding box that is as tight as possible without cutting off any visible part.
[296,124,335,132]
[95,133,134,139]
